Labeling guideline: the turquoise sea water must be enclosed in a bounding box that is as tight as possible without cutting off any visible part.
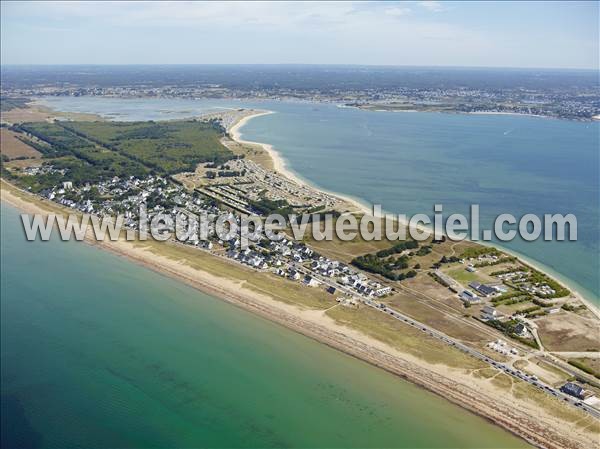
[240,104,600,304]
[1,203,529,448]
[39,97,600,304]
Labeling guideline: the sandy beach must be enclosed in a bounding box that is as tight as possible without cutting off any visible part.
[229,111,316,190]
[2,179,598,449]
[228,110,377,217]
[1,108,599,449]
[228,110,600,318]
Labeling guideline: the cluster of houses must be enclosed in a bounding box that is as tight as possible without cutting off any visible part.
[496,271,529,282]
[495,270,557,297]
[227,247,271,270]
[224,159,339,210]
[339,273,393,297]
[39,174,394,303]
[40,175,225,237]
[464,254,502,265]
[521,283,557,297]
[23,165,64,176]
[268,241,393,298]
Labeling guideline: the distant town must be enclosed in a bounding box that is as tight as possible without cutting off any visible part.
[2,65,599,120]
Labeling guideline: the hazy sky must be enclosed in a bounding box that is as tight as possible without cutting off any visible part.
[1,1,598,69]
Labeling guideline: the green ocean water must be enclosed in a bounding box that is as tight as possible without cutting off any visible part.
[0,203,529,448]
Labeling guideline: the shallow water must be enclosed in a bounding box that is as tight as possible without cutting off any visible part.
[1,203,529,448]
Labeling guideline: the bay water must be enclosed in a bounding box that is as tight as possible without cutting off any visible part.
[39,96,600,304]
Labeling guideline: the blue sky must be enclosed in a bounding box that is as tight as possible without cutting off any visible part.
[1,1,598,69]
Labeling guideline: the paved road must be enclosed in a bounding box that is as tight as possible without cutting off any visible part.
[398,280,600,391]
[366,299,600,420]
[297,265,600,420]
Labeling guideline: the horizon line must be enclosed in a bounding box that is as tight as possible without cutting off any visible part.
[1,63,598,72]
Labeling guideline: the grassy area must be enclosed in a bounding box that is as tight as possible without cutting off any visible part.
[459,246,501,259]
[514,359,529,370]
[568,358,600,379]
[536,312,600,352]
[490,372,513,390]
[512,381,594,427]
[305,219,474,271]
[387,292,490,345]
[445,266,485,285]
[513,358,571,385]
[495,300,537,316]
[303,217,400,262]
[131,239,336,311]
[326,304,485,369]
[222,137,274,170]
[472,367,498,379]
[0,129,42,160]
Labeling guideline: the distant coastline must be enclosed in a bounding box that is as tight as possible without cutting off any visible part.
[25,93,600,123]
[343,103,590,122]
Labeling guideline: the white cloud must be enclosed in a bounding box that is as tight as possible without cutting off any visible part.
[3,2,417,28]
[418,1,445,13]
[385,7,412,17]
[3,1,595,68]
[1,1,482,65]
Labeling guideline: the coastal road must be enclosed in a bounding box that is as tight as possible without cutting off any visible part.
[295,265,600,420]
[364,298,600,420]
[395,281,600,390]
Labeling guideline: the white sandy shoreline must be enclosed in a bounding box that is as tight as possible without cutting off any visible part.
[229,110,380,217]
[229,110,600,316]
[2,106,599,448]
[2,182,597,449]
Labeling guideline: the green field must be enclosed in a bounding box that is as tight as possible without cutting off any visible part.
[9,120,234,190]
[445,266,486,284]
[62,120,233,173]
[12,122,150,191]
